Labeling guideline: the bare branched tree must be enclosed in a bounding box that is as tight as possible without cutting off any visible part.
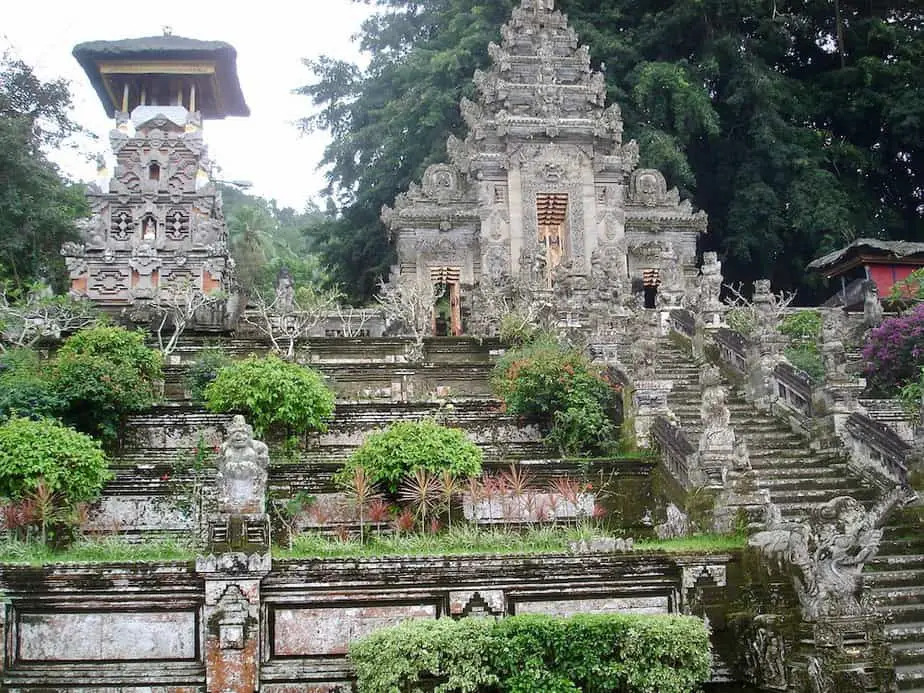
[335,304,376,338]
[723,281,796,335]
[149,279,227,357]
[243,285,342,360]
[375,276,443,360]
[0,283,98,351]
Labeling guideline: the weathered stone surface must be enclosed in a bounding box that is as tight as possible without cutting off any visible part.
[514,595,670,616]
[19,611,197,661]
[273,604,438,656]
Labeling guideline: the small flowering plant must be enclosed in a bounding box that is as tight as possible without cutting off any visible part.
[863,303,924,395]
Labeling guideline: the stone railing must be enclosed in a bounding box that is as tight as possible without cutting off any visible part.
[712,328,748,376]
[769,361,816,438]
[651,415,701,490]
[842,412,913,491]
[858,398,918,445]
[669,309,696,339]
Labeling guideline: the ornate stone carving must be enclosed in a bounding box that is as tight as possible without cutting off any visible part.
[749,488,905,621]
[697,251,723,315]
[274,267,295,312]
[821,309,848,380]
[745,625,788,690]
[216,415,269,516]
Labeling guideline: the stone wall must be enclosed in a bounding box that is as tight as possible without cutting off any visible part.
[0,552,733,691]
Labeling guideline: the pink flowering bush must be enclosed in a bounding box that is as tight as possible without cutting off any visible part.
[863,303,924,395]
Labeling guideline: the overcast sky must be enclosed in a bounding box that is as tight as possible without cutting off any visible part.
[2,0,374,210]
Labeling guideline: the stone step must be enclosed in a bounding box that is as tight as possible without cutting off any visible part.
[886,621,924,643]
[896,664,924,691]
[870,585,924,607]
[869,555,924,573]
[891,642,924,666]
[758,476,856,491]
[768,487,870,506]
[750,465,849,479]
[865,569,924,589]
[874,603,924,624]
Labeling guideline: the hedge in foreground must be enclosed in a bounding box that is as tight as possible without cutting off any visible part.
[350,613,712,693]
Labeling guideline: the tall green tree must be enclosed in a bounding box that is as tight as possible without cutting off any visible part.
[220,184,333,297]
[300,0,924,302]
[0,55,88,290]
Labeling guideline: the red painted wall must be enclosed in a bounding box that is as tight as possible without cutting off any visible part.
[868,264,918,296]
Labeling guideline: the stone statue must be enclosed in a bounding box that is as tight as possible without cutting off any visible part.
[216,415,269,515]
[861,280,883,329]
[821,309,848,380]
[746,626,787,691]
[274,267,295,313]
[655,503,690,540]
[749,488,905,621]
[698,251,723,315]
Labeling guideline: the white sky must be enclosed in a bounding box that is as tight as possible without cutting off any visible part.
[1,0,375,210]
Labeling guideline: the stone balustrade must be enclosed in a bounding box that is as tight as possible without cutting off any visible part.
[651,415,702,490]
[842,412,913,491]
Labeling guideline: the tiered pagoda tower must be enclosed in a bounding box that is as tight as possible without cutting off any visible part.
[383,0,707,334]
[62,35,249,309]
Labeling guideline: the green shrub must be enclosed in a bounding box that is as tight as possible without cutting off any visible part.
[0,416,110,502]
[204,354,335,437]
[725,308,756,336]
[185,347,232,403]
[784,345,825,383]
[492,338,622,456]
[350,614,712,693]
[51,326,163,442]
[341,419,483,493]
[778,310,822,346]
[0,348,62,420]
[498,312,541,347]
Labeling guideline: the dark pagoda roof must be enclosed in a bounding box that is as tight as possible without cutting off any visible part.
[808,238,924,276]
[73,35,250,118]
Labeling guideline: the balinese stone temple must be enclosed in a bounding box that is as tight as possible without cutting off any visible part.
[382,0,707,335]
[61,35,248,309]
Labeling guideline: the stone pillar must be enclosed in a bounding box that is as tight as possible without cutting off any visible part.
[632,380,673,448]
[196,414,272,693]
[197,553,271,693]
[698,365,735,485]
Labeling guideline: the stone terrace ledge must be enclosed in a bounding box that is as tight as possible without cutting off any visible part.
[0,552,734,691]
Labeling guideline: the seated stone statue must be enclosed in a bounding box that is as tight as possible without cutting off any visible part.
[216,415,269,515]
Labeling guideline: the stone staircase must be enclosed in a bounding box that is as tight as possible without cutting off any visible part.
[656,336,924,690]
[656,339,870,521]
[867,512,924,692]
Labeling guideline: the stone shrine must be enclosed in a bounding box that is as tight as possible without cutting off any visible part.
[62,35,248,309]
[382,0,707,334]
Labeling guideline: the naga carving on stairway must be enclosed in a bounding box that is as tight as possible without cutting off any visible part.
[750,488,907,621]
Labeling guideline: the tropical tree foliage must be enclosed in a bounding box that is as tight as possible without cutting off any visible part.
[300,0,924,302]
[0,54,89,290]
[220,184,333,298]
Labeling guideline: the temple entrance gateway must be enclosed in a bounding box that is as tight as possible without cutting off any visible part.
[381,0,707,332]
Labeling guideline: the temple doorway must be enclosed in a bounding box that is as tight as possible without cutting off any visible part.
[643,268,660,309]
[430,267,462,336]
